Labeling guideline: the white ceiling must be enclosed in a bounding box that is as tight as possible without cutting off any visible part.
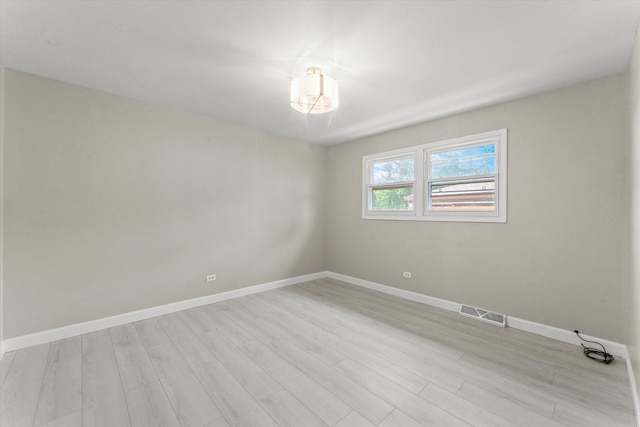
[1,1,640,145]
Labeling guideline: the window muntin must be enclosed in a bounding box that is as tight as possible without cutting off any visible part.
[362,129,506,222]
[365,154,416,213]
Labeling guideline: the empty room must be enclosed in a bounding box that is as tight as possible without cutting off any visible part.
[1,1,640,426]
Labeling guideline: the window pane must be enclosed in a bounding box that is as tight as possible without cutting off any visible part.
[372,186,414,210]
[430,144,495,179]
[430,178,494,211]
[372,156,414,185]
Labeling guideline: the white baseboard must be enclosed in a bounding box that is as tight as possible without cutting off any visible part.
[1,269,638,426]
[624,348,640,427]
[326,272,627,355]
[326,272,461,312]
[0,269,632,359]
[506,316,627,358]
[326,271,639,426]
[0,271,327,353]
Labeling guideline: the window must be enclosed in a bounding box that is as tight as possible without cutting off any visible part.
[365,154,415,214]
[363,129,507,222]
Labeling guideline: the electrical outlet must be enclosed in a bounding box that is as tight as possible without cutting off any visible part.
[403,272,412,278]
[206,274,217,282]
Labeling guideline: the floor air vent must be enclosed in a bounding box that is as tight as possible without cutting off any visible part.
[459,304,507,327]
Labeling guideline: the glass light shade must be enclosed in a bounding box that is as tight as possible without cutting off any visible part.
[290,67,338,114]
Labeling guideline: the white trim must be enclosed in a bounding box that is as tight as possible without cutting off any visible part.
[326,272,460,312]
[362,128,507,223]
[0,271,327,353]
[623,347,640,427]
[326,272,639,424]
[327,272,640,424]
[1,268,638,425]
[326,272,627,356]
[363,149,419,218]
[506,316,627,358]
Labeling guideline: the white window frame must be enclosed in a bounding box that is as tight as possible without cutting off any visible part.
[362,129,507,223]
[363,150,419,217]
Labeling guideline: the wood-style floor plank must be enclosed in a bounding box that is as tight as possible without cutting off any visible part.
[239,338,352,426]
[33,337,82,426]
[122,379,180,427]
[38,410,82,427]
[214,301,285,345]
[306,326,430,394]
[0,350,16,387]
[204,418,231,427]
[418,383,518,427]
[269,338,394,424]
[333,325,467,393]
[199,325,283,402]
[230,296,347,365]
[334,357,470,426]
[110,324,158,392]
[82,331,131,427]
[168,312,279,427]
[378,409,427,427]
[143,341,222,427]
[135,318,222,427]
[334,410,376,427]
[258,389,327,427]
[456,381,566,427]
[110,324,180,427]
[0,279,636,426]
[0,343,50,427]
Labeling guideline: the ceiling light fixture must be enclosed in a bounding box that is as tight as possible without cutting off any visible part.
[290,67,338,114]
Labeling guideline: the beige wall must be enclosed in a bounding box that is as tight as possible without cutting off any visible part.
[327,74,629,343]
[0,65,633,348]
[628,19,640,406]
[2,69,327,338]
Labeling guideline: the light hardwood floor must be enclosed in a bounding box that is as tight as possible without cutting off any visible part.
[0,278,636,426]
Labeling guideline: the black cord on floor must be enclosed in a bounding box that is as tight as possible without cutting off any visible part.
[574,330,614,364]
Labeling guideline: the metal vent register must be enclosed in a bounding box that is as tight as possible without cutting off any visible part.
[459,304,507,327]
